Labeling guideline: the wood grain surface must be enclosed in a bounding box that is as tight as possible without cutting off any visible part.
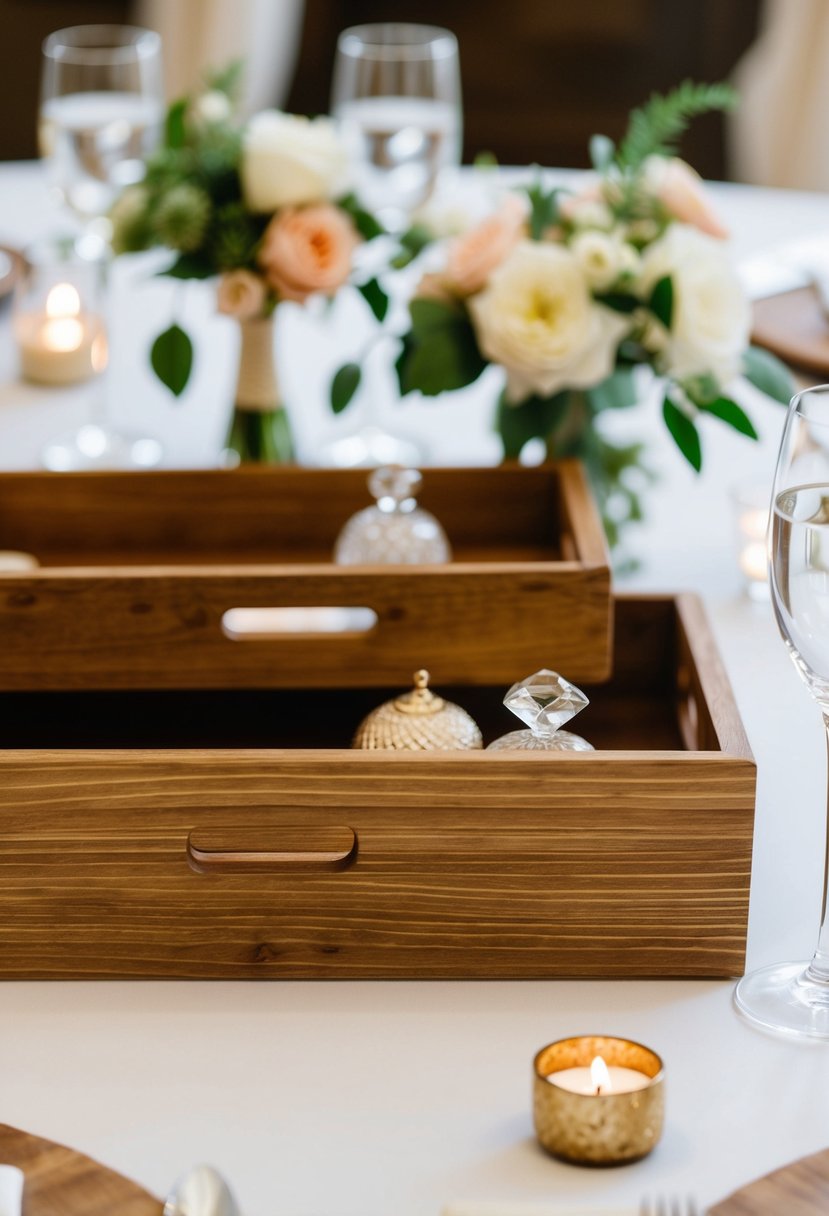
[0,596,756,980]
[0,462,612,689]
[752,286,829,376]
[710,1147,829,1214]
[0,1122,160,1215]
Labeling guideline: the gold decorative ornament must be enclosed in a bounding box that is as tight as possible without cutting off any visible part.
[353,669,483,751]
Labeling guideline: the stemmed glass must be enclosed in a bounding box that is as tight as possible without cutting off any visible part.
[39,24,164,470]
[321,23,462,469]
[736,384,829,1038]
[332,22,462,231]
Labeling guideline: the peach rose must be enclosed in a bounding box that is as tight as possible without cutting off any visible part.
[258,204,358,303]
[445,196,526,295]
[645,156,728,239]
[216,269,268,320]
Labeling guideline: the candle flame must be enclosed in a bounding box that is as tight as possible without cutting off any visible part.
[591,1055,611,1094]
[91,331,108,374]
[45,283,81,319]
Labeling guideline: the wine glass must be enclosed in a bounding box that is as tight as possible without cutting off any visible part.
[735,383,829,1038]
[39,25,164,470]
[332,22,462,232]
[322,23,461,470]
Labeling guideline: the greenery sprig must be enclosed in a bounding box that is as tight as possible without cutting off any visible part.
[615,80,738,172]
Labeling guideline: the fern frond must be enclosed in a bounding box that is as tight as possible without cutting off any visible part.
[617,80,737,171]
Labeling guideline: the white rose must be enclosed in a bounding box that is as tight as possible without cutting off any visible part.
[241,111,348,212]
[470,241,630,403]
[639,224,750,385]
[193,89,232,125]
[571,230,625,291]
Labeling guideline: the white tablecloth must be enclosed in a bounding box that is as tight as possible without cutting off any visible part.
[1,163,829,1215]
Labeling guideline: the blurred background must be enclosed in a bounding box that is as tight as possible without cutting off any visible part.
[1,0,827,189]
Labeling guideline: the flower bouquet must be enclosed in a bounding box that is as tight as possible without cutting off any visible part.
[336,83,793,542]
[111,64,384,463]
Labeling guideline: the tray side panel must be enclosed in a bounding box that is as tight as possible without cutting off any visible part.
[0,565,611,688]
[0,751,755,979]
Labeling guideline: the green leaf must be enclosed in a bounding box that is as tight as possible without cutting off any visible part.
[473,150,498,169]
[161,253,214,280]
[358,278,390,323]
[587,368,639,412]
[330,363,361,414]
[337,193,384,241]
[649,275,674,328]
[594,291,640,315]
[589,134,615,173]
[662,396,701,471]
[165,98,188,150]
[409,297,463,334]
[401,326,486,396]
[616,80,739,172]
[700,396,758,439]
[150,324,193,397]
[206,59,244,101]
[742,345,795,405]
[496,391,570,459]
[390,223,433,269]
[526,178,563,240]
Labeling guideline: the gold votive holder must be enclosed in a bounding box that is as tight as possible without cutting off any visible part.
[533,1035,664,1167]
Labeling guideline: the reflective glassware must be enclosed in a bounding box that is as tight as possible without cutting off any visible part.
[735,384,829,1038]
[334,466,451,564]
[487,669,594,752]
[39,25,163,470]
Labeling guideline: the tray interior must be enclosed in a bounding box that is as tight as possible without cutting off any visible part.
[0,467,568,567]
[0,599,689,751]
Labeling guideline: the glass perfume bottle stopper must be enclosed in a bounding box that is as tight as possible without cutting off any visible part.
[369,465,422,513]
[487,669,594,752]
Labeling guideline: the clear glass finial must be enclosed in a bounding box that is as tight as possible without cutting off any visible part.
[487,669,594,752]
[334,465,451,564]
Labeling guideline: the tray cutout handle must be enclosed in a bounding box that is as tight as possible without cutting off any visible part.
[222,607,378,640]
[187,825,358,873]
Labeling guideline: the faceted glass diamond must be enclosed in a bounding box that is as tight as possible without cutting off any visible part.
[503,669,589,738]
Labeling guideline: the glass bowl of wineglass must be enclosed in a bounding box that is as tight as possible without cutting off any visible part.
[332,22,462,232]
[39,24,164,470]
[319,23,462,470]
[735,383,829,1038]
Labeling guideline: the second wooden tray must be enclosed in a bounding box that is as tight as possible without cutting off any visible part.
[0,462,611,690]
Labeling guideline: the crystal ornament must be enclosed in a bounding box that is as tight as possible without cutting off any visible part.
[487,669,594,752]
[334,466,451,565]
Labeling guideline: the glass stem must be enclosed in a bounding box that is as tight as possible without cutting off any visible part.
[806,716,829,983]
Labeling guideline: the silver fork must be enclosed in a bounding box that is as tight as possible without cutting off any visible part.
[640,1199,702,1216]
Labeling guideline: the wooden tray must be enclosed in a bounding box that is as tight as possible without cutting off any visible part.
[710,1146,829,1214]
[0,1122,160,1215]
[752,285,829,376]
[0,462,611,691]
[0,594,755,980]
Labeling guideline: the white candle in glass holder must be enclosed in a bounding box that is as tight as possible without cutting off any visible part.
[16,283,104,386]
[546,1054,651,1095]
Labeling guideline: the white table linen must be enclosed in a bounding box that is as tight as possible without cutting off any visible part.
[0,163,828,1215]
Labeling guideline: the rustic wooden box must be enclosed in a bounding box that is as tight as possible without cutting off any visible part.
[0,462,610,691]
[0,594,755,980]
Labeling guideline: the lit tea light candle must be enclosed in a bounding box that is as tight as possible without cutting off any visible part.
[16,283,105,386]
[533,1035,664,1166]
[548,1052,652,1095]
[732,484,771,601]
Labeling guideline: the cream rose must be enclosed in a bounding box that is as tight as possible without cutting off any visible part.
[571,230,635,291]
[241,111,348,212]
[217,269,268,320]
[643,156,728,239]
[470,241,630,403]
[258,203,358,302]
[639,224,750,385]
[445,196,527,295]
